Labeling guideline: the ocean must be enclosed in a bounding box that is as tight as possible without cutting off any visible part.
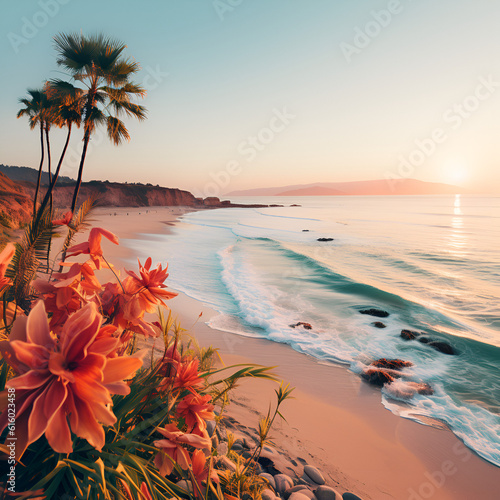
[125,194,500,467]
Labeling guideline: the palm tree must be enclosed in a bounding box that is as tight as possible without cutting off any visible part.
[52,32,147,212]
[35,84,83,224]
[17,89,49,216]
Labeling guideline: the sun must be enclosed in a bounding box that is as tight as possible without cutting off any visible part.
[443,159,469,185]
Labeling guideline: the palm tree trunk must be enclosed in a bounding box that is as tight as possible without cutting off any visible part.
[37,124,72,223]
[33,122,45,216]
[70,130,90,213]
[45,126,52,213]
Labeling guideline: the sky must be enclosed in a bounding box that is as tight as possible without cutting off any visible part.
[1,0,500,197]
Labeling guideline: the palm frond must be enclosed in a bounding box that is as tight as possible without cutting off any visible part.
[106,116,130,145]
[4,208,55,309]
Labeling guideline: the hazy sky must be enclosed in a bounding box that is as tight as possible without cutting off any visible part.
[1,0,500,196]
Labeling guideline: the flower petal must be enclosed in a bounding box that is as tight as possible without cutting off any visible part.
[26,301,53,347]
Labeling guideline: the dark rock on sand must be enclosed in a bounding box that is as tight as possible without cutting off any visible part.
[429,341,456,355]
[401,329,421,340]
[343,493,364,500]
[290,322,312,330]
[359,308,389,318]
[317,238,334,242]
[315,485,343,500]
[371,322,386,328]
[303,465,325,485]
[302,229,310,232]
[274,474,294,495]
[258,456,282,476]
[259,473,276,490]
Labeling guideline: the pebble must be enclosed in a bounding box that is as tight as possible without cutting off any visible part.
[176,480,193,493]
[342,493,363,500]
[217,442,228,456]
[217,456,237,472]
[289,493,313,500]
[315,486,343,500]
[259,473,276,490]
[211,433,219,449]
[232,443,243,451]
[274,474,294,495]
[285,485,315,500]
[303,465,325,485]
[261,489,279,500]
[206,420,216,437]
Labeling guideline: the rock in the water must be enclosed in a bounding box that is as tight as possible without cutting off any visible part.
[315,485,342,500]
[362,358,413,387]
[415,383,434,395]
[371,321,386,328]
[303,465,325,485]
[343,493,364,500]
[361,369,396,386]
[274,474,294,495]
[429,341,456,355]
[289,322,312,330]
[371,358,413,370]
[401,329,421,340]
[418,337,431,344]
[317,237,334,242]
[262,489,279,500]
[259,473,276,490]
[359,308,389,318]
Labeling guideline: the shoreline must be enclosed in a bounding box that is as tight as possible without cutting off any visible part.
[85,206,499,500]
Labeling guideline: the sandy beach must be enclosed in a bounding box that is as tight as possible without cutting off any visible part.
[74,206,499,500]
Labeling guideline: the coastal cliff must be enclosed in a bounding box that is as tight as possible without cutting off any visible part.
[0,172,32,229]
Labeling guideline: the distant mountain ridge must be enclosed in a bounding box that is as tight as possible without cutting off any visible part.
[227,179,469,196]
[0,164,75,186]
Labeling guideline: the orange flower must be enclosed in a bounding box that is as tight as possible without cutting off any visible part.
[0,301,142,457]
[177,393,214,432]
[53,260,101,294]
[124,258,177,312]
[159,358,204,393]
[66,227,119,269]
[52,211,72,226]
[153,423,211,476]
[0,243,15,291]
[191,449,219,490]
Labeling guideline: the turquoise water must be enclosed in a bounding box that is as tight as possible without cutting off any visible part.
[126,195,500,467]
